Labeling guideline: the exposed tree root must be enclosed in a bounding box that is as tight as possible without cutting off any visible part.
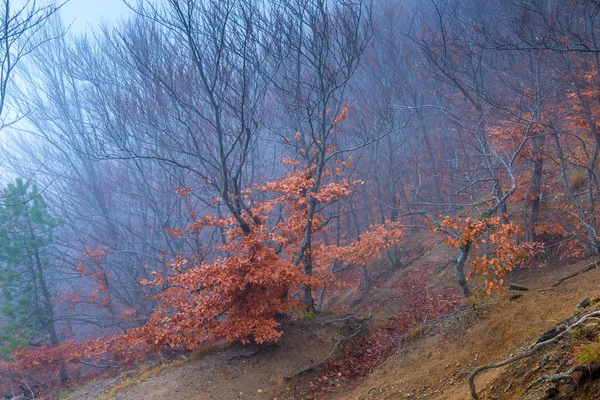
[283,314,371,380]
[526,368,578,390]
[526,364,600,390]
[468,310,600,400]
[321,314,355,327]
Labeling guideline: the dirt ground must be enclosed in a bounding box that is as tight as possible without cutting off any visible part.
[67,316,369,400]
[340,258,600,400]
[63,232,600,400]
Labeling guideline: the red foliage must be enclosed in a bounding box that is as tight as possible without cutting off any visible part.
[282,266,466,399]
[438,216,542,293]
[326,222,405,267]
[1,160,408,386]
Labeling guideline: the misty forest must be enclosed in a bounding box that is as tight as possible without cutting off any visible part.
[4,0,600,399]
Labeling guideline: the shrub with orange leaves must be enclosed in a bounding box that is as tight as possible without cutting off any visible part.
[439,216,542,293]
[138,227,313,347]
[122,162,364,348]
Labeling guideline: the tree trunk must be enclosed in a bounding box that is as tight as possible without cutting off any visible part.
[27,218,68,384]
[361,266,370,290]
[316,287,326,313]
[386,243,402,270]
[526,152,544,242]
[553,130,600,254]
[455,242,472,297]
[303,244,315,311]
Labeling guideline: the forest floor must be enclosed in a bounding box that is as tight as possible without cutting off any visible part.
[61,231,600,400]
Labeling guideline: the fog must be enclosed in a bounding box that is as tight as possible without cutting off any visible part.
[0,0,598,391]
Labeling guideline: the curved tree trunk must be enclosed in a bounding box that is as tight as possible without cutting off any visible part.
[455,242,472,297]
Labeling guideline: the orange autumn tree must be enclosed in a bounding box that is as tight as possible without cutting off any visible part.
[0,162,359,380]
[437,215,541,296]
[135,160,364,347]
[1,161,410,380]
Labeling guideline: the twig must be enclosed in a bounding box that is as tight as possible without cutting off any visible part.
[468,310,600,400]
[547,260,599,288]
[20,375,34,400]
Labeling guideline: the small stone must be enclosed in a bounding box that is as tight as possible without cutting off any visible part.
[592,294,600,303]
[508,293,523,301]
[577,298,591,308]
[508,283,528,291]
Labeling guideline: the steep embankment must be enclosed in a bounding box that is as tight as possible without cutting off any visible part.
[342,259,600,400]
[64,234,600,400]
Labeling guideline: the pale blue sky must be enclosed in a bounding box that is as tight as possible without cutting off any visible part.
[60,0,132,33]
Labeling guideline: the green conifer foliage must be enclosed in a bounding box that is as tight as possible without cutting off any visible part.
[0,178,67,381]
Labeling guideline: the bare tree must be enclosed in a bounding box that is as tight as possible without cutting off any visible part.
[85,0,281,236]
[272,0,372,309]
[0,0,62,128]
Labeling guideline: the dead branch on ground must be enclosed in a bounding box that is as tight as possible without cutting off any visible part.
[468,310,600,400]
[542,260,599,289]
[321,314,355,327]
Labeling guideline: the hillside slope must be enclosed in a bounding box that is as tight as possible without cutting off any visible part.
[340,259,600,400]
[63,236,600,400]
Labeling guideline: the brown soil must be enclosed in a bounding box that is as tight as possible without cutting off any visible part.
[338,258,600,400]
[63,231,600,400]
[67,316,368,400]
